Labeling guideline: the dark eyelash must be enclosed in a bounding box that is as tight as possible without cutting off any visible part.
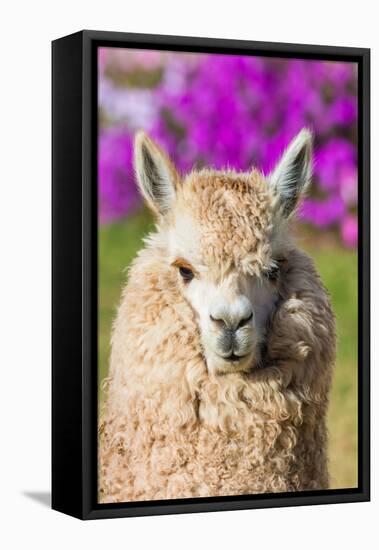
[264,257,287,281]
[265,265,280,281]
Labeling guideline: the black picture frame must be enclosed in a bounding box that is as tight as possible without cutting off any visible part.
[52,30,370,520]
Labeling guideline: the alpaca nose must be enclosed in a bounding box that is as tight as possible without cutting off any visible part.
[209,298,253,331]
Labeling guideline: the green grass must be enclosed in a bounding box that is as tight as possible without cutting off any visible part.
[99,210,358,490]
[305,243,358,489]
[98,209,154,386]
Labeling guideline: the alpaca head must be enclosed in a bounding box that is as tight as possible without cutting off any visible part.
[134,129,312,375]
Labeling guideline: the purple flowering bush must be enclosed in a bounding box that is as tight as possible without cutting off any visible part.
[98,48,358,246]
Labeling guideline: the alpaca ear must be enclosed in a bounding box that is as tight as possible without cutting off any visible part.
[268,128,312,217]
[134,131,179,215]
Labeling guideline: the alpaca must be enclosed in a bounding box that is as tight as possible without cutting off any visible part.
[99,128,336,503]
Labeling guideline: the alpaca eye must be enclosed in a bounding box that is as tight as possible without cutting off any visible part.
[265,265,280,282]
[179,266,194,282]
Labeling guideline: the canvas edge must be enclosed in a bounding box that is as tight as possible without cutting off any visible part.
[52,30,370,521]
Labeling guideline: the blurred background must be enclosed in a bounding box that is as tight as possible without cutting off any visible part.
[98,48,358,490]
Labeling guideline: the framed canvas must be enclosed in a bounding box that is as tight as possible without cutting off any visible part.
[52,30,370,520]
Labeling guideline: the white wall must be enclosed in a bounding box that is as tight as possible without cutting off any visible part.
[0,1,376,548]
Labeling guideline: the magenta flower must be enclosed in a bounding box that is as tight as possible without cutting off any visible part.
[98,128,138,223]
[98,49,358,248]
[301,195,346,227]
[341,214,358,247]
[315,139,357,192]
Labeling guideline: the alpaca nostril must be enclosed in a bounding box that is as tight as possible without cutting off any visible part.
[210,310,253,331]
[210,314,227,329]
[236,311,253,330]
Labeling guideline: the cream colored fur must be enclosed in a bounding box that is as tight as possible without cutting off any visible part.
[99,130,335,503]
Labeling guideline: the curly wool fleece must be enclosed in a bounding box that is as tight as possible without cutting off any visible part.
[99,137,336,503]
